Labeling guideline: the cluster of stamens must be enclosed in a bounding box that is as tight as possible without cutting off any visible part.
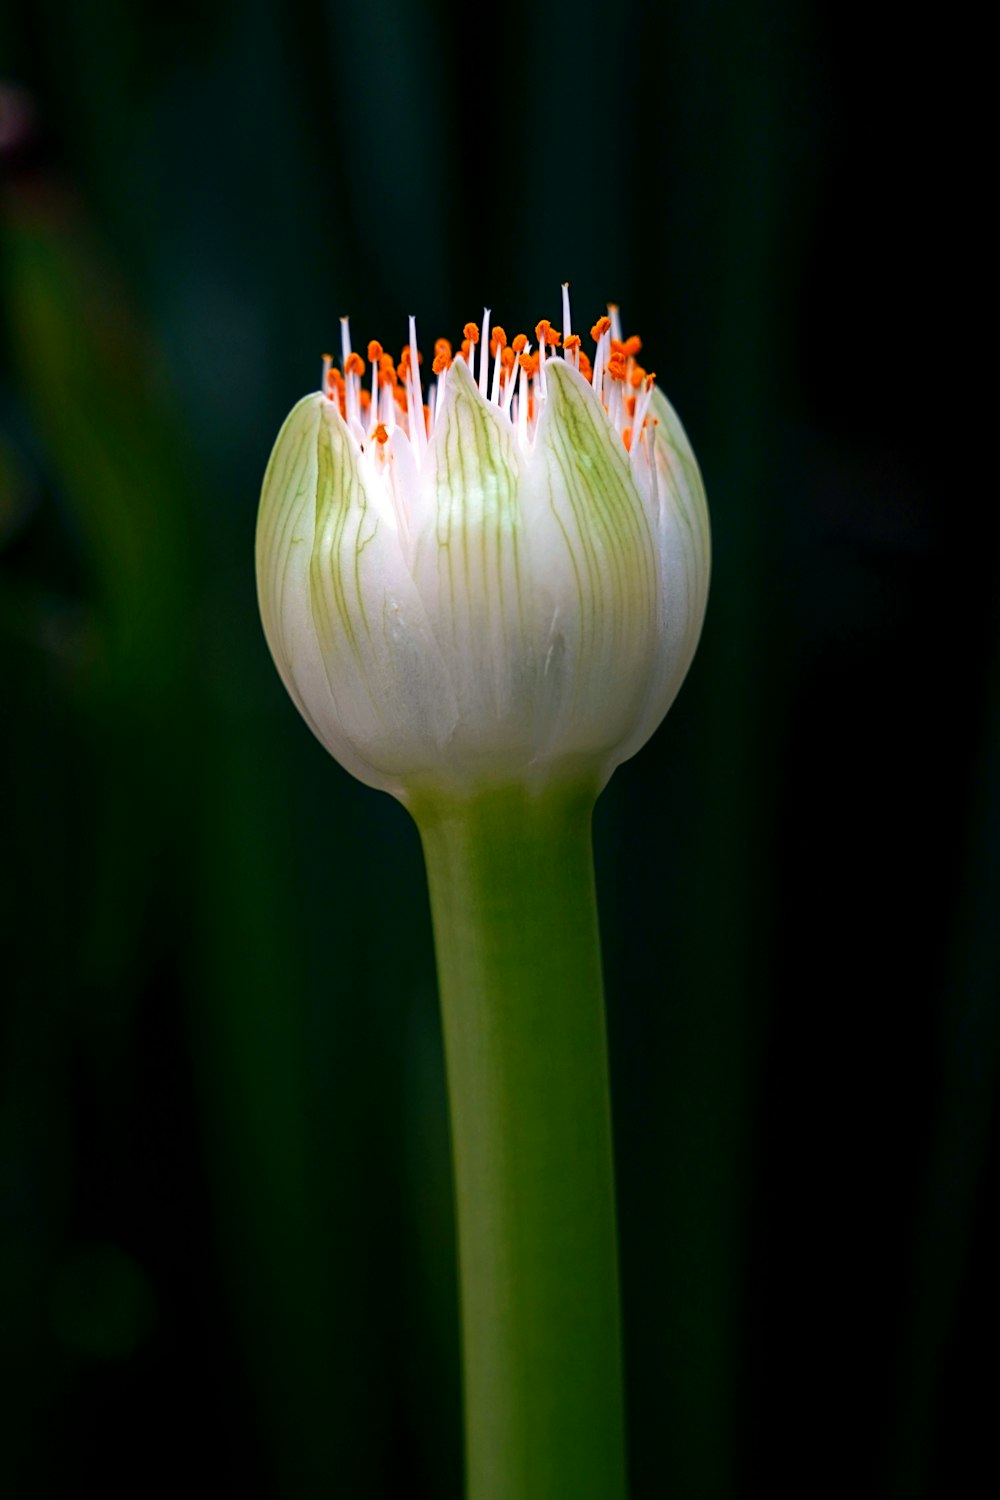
[321,284,658,464]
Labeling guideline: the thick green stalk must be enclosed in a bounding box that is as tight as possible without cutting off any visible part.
[409,780,627,1500]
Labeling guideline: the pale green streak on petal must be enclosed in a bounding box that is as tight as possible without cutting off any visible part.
[535,361,657,684]
[256,394,386,788]
[649,385,711,638]
[311,403,374,646]
[650,386,710,558]
[609,386,712,772]
[423,357,526,713]
[255,393,330,742]
[307,402,393,735]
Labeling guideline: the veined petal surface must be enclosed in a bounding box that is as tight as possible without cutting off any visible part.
[256,394,457,794]
[521,360,659,774]
[614,384,711,768]
[411,358,534,770]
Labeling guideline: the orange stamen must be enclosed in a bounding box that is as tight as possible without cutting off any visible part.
[344,351,364,377]
[463,321,480,345]
[490,325,508,352]
[577,351,593,381]
[367,339,383,363]
[373,422,389,445]
[511,333,528,353]
[606,351,627,381]
[432,351,451,375]
[623,335,642,357]
[591,315,612,341]
[535,318,560,348]
[564,333,581,352]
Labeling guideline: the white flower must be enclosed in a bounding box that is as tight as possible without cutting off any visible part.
[255,289,710,800]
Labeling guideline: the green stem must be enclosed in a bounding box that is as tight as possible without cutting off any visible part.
[408,779,627,1500]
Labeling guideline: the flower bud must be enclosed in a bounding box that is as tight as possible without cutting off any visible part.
[256,296,709,799]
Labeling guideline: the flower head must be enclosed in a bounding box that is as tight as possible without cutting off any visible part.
[256,287,709,799]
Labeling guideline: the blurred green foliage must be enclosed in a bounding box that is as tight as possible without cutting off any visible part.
[0,2,992,1497]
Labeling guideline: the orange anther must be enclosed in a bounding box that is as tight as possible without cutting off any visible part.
[535,318,561,348]
[518,350,539,376]
[501,345,516,369]
[622,427,633,452]
[564,333,582,351]
[628,363,647,388]
[367,340,383,363]
[464,321,480,344]
[591,316,612,340]
[373,422,389,445]
[432,351,451,375]
[490,325,507,351]
[434,337,452,358]
[623,335,642,357]
[344,351,365,377]
[606,351,627,381]
[360,389,371,410]
[625,395,637,417]
[511,333,528,353]
[610,338,627,355]
[577,351,593,381]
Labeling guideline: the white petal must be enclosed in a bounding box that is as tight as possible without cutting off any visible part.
[256,394,457,793]
[410,357,537,770]
[612,385,711,769]
[521,359,660,772]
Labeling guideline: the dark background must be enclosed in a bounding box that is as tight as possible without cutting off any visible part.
[0,3,991,1496]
